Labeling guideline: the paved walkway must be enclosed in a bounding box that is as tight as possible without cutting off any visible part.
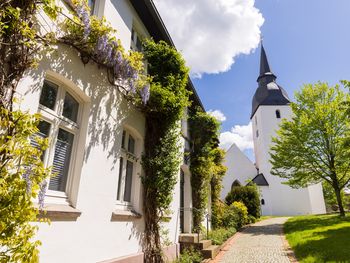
[219,217,294,263]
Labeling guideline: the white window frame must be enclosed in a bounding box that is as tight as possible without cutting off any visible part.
[37,79,83,202]
[116,129,140,207]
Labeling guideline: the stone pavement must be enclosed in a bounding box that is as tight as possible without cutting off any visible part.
[218,217,295,263]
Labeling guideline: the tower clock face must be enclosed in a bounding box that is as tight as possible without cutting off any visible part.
[267,82,279,90]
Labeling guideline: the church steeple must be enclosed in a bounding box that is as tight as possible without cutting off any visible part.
[257,44,276,81]
[250,43,290,118]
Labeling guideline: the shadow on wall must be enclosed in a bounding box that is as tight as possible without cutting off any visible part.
[25,44,135,168]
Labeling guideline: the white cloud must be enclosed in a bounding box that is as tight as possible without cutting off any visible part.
[220,122,253,151]
[208,109,227,122]
[153,0,264,77]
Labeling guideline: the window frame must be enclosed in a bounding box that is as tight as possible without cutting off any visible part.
[116,129,139,207]
[38,79,83,200]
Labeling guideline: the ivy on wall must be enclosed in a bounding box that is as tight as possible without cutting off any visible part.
[141,39,191,262]
[189,108,226,231]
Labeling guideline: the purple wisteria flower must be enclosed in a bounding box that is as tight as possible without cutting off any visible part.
[38,181,47,210]
[75,3,91,39]
[22,172,32,194]
[140,84,150,105]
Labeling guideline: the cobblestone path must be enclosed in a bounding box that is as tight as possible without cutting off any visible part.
[219,217,292,263]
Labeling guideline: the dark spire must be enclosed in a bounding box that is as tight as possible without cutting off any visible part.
[260,44,271,75]
[250,43,290,118]
[257,43,276,81]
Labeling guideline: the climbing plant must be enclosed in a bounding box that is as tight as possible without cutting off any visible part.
[0,1,57,262]
[189,108,223,231]
[141,39,191,262]
[210,148,227,229]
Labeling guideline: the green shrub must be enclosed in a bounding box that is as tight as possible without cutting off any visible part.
[231,201,248,228]
[211,200,226,229]
[247,215,257,224]
[225,185,261,218]
[221,203,240,229]
[174,248,203,263]
[208,227,236,245]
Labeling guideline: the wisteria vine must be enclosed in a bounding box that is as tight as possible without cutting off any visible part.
[61,0,150,104]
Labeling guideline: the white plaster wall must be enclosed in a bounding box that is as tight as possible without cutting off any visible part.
[221,144,257,200]
[308,183,327,214]
[15,1,186,262]
[252,105,326,215]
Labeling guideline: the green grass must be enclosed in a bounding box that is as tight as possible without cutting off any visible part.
[284,213,350,262]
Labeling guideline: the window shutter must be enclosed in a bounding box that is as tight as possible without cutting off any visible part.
[49,130,73,192]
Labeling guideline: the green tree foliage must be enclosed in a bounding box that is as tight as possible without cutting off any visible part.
[0,109,50,262]
[189,109,222,231]
[225,185,261,218]
[141,39,190,263]
[270,82,350,217]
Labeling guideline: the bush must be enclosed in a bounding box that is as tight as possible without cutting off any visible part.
[248,215,257,224]
[231,201,248,228]
[225,185,261,218]
[211,200,226,229]
[208,227,236,245]
[221,203,240,229]
[174,248,203,263]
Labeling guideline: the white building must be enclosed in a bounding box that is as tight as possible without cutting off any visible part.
[223,45,326,216]
[15,1,202,262]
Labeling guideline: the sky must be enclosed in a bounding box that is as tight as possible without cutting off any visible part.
[153,0,350,160]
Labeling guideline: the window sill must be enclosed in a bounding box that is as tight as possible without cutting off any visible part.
[111,209,142,221]
[36,204,81,221]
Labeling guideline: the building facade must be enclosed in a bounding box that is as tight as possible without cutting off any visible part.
[15,1,201,262]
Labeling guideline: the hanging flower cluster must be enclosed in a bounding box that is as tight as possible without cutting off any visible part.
[61,0,150,104]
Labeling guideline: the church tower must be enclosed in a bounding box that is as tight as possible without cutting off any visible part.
[251,44,326,215]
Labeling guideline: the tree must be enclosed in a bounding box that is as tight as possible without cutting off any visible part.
[270,82,350,217]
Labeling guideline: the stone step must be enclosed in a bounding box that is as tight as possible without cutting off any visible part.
[201,245,220,259]
[198,240,212,250]
[180,239,212,252]
[179,233,204,243]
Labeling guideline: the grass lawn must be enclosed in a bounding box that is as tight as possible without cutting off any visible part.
[284,213,350,262]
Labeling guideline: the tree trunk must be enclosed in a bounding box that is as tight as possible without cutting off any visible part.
[334,184,345,217]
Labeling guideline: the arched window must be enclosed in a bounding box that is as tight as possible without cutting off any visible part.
[37,80,81,193]
[276,110,281,119]
[261,199,265,205]
[231,180,242,190]
[117,129,138,203]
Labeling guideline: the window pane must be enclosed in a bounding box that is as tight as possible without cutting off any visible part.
[63,92,79,122]
[121,130,126,149]
[117,157,124,201]
[124,160,133,202]
[128,135,135,154]
[32,120,51,161]
[88,0,95,14]
[39,81,58,110]
[49,129,74,192]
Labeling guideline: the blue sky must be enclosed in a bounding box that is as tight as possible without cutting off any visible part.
[155,0,350,160]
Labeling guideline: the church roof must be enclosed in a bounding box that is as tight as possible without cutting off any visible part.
[251,173,269,186]
[251,44,290,118]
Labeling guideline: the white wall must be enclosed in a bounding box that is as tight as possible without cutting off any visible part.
[221,144,257,200]
[252,105,326,215]
[15,1,186,262]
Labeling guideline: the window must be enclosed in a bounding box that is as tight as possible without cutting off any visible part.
[88,0,96,14]
[37,80,80,194]
[261,199,265,205]
[276,110,281,119]
[130,28,143,52]
[256,129,259,138]
[117,130,138,203]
